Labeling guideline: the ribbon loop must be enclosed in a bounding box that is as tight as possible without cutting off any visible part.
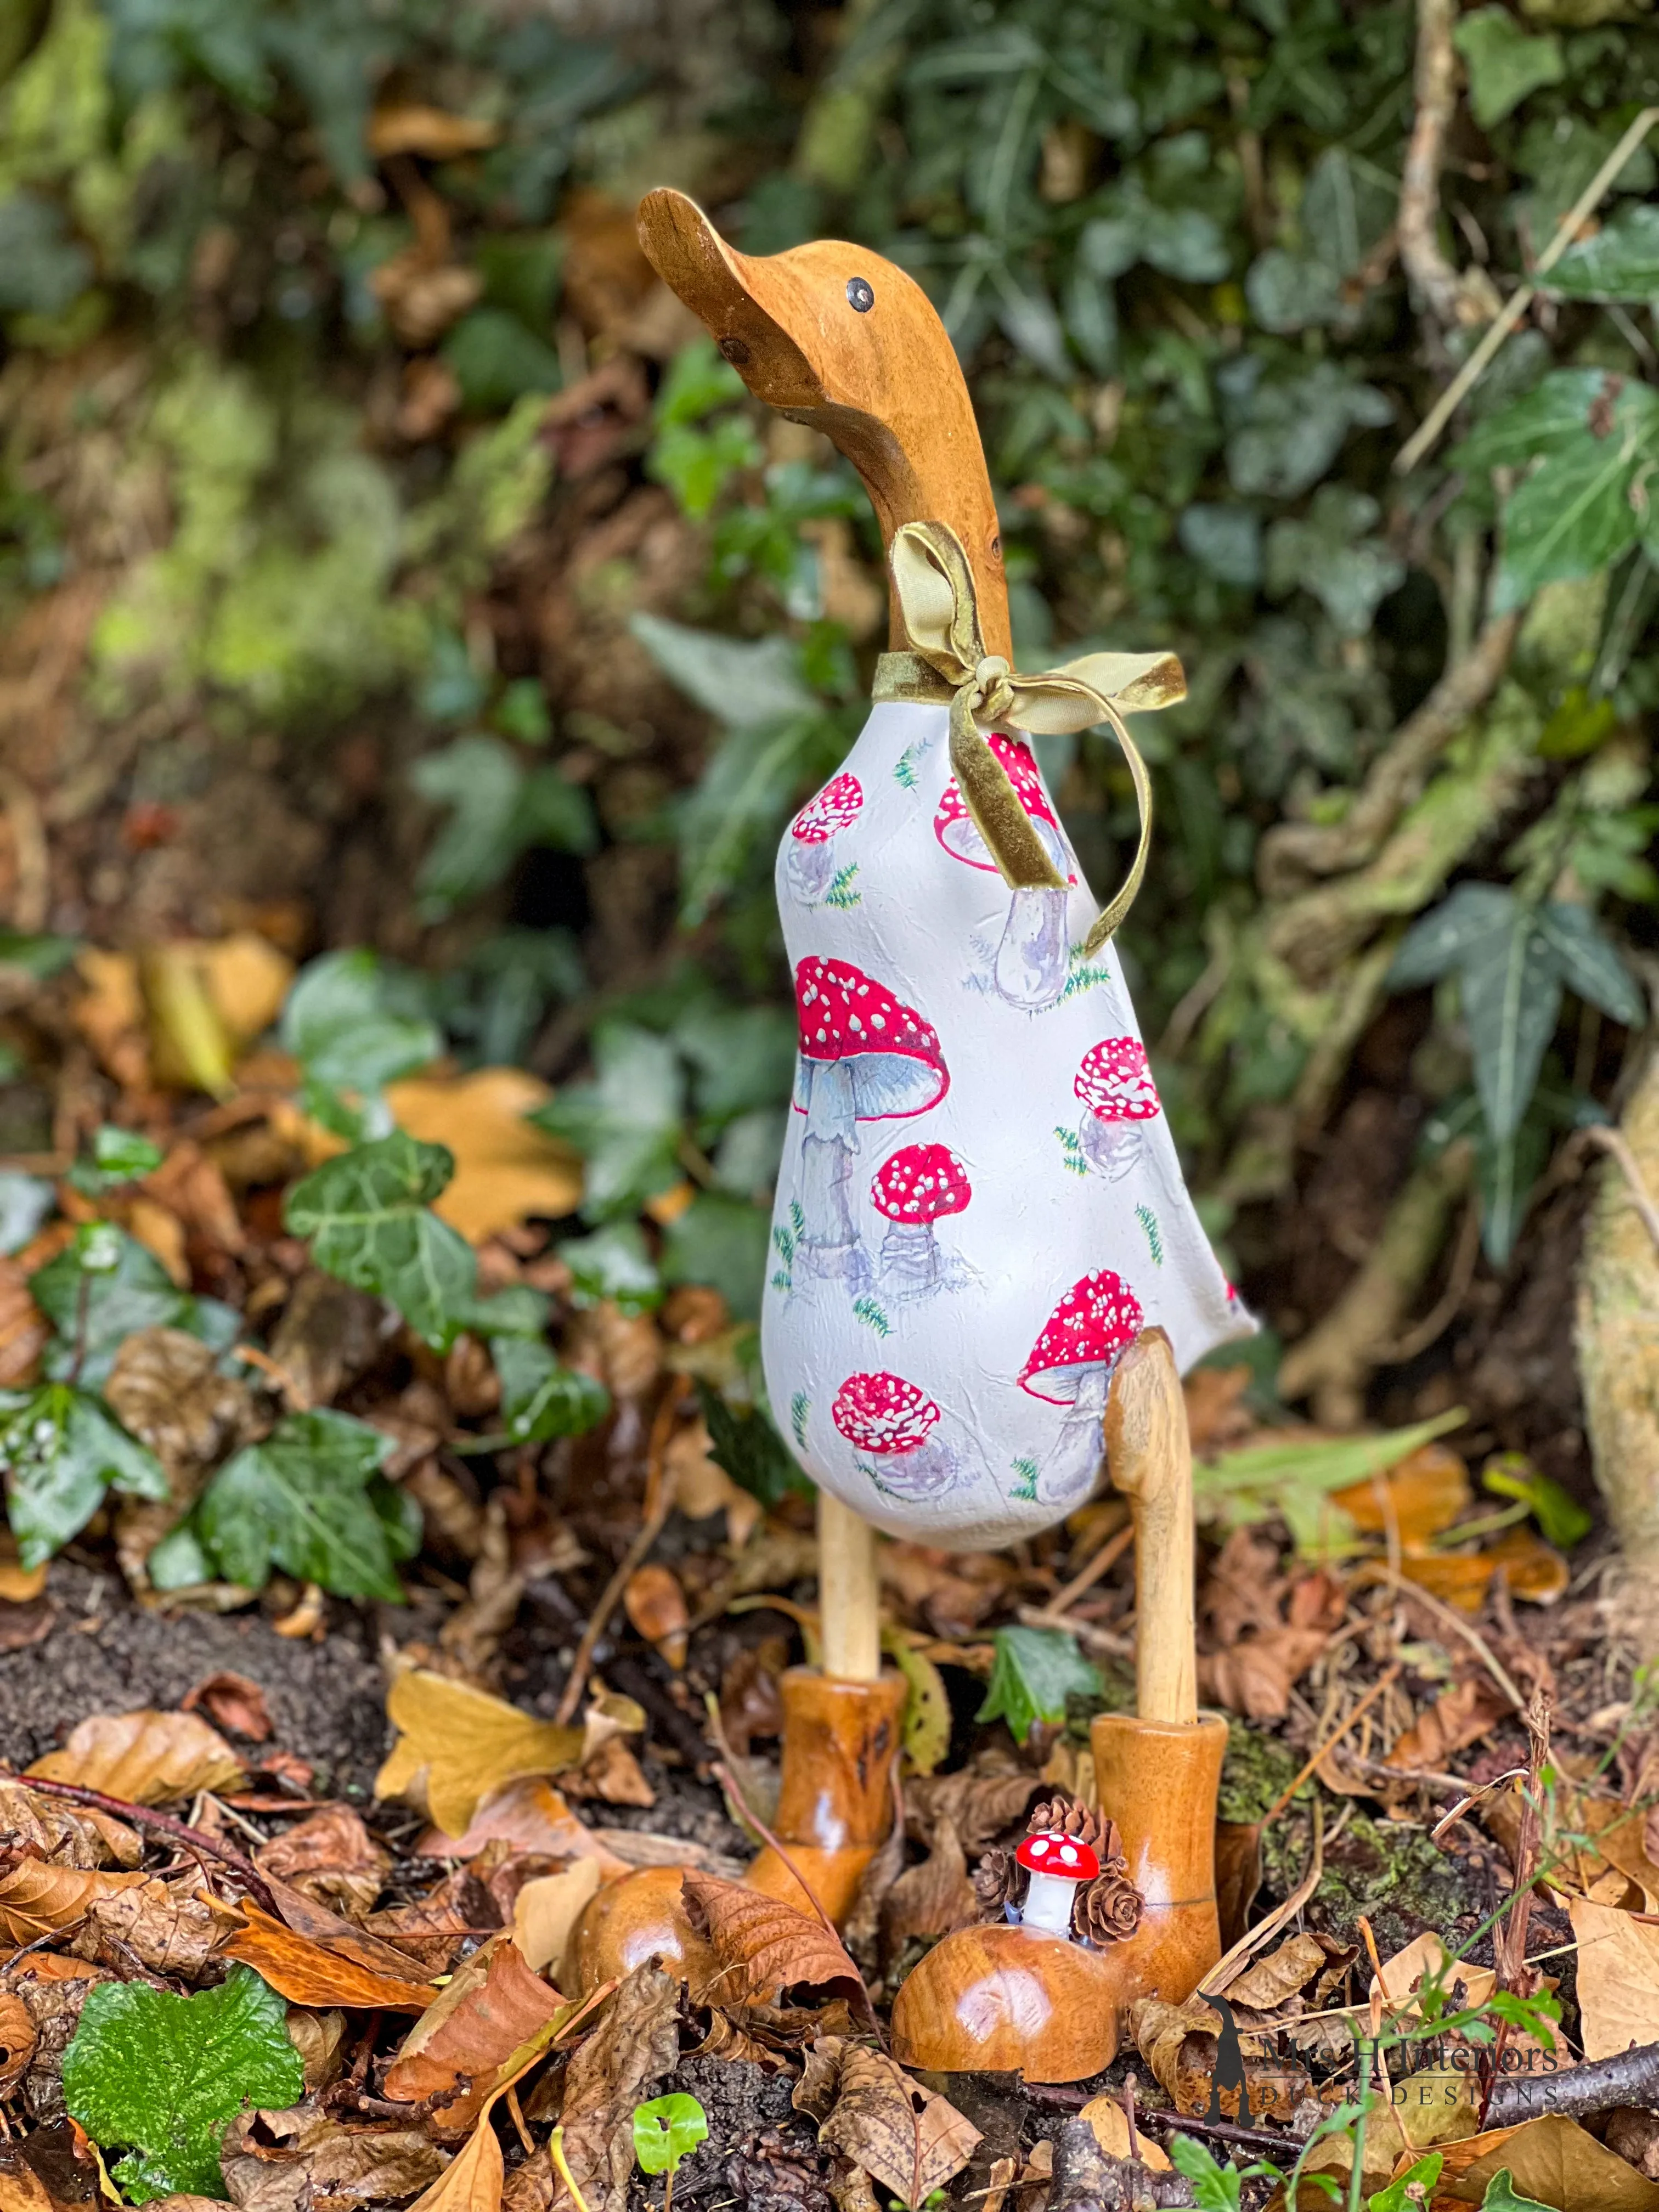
[871,520,1187,952]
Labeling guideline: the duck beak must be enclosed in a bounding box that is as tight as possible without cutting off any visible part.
[636,188,825,411]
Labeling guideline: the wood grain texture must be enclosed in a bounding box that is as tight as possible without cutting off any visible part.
[889,1921,1121,2081]
[746,1666,907,1920]
[818,1491,881,1681]
[1104,1325,1198,1726]
[637,188,1010,658]
[1091,1709,1227,2007]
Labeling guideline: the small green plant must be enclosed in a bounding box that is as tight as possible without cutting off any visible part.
[633,2093,709,2212]
[977,1625,1103,1744]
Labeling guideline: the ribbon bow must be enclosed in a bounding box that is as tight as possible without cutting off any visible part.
[873,520,1186,952]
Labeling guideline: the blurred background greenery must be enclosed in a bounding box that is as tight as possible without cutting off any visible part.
[3,0,1658,1502]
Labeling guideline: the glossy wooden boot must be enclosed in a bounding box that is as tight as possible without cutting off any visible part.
[1089,1709,1227,2005]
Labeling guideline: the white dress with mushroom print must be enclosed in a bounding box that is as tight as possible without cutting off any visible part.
[763,698,1254,1550]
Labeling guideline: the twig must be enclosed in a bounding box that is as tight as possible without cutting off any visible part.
[1487,2035,1659,2124]
[1397,105,1659,472]
[1048,1519,1136,1617]
[1397,0,1463,327]
[1360,1565,1528,1712]
[0,771,49,935]
[1581,1125,1659,1262]
[1015,1606,1134,1657]
[1201,1801,1345,1996]
[1135,2108,1309,2159]
[550,2126,596,2212]
[1261,1667,1402,1830]
[1481,1691,1552,2128]
[1373,1197,1482,1365]
[552,1380,685,1726]
[20,1774,279,1913]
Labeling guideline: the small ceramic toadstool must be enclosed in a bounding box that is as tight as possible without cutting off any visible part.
[934,735,1073,1011]
[1015,1830,1100,1937]
[792,958,949,1284]
[1074,1037,1161,1180]
[787,772,862,902]
[832,1369,960,1503]
[1019,1269,1144,1504]
[870,1142,971,1296]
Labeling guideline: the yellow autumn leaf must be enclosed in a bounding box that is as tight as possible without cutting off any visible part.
[385,1068,582,1243]
[376,1669,585,1839]
[29,1709,246,1803]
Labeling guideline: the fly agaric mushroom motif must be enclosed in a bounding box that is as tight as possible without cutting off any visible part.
[832,1369,961,1503]
[787,772,862,902]
[1019,1269,1144,1504]
[1074,1037,1162,1181]
[871,1143,971,1296]
[934,734,1074,1012]
[791,957,949,1285]
[1014,1830,1100,1938]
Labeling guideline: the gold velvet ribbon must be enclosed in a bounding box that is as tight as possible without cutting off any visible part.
[872,520,1187,952]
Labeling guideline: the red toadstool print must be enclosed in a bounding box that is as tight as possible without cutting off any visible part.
[787,772,862,902]
[1074,1037,1161,1180]
[934,734,1074,1011]
[870,1143,971,1296]
[1018,1269,1144,1503]
[832,1369,961,1503]
[1015,1830,1100,1938]
[791,958,949,1284]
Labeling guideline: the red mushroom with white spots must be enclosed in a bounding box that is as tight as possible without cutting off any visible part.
[870,1143,971,1296]
[934,733,1074,1011]
[1014,1829,1100,1937]
[1074,1037,1162,1180]
[792,958,949,1283]
[1018,1269,1144,1503]
[832,1369,960,1503]
[786,772,862,902]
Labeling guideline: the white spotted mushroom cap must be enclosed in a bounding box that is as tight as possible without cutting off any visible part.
[791,772,862,844]
[1074,1038,1161,1126]
[870,1143,972,1224]
[933,735,1069,875]
[792,957,949,1120]
[832,1370,941,1456]
[1015,1830,1101,1881]
[1018,1269,1144,1405]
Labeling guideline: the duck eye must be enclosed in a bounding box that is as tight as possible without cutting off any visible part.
[847,276,875,313]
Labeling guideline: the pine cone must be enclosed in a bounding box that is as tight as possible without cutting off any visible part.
[1026,1795,1115,1856]
[972,1844,1024,1918]
[1073,1866,1143,1945]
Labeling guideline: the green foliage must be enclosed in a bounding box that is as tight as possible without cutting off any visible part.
[284,1133,477,1350]
[1166,2136,1278,2209]
[976,1626,1103,1745]
[1482,1452,1594,1549]
[178,1409,419,1601]
[280,950,441,1140]
[632,2094,709,2179]
[65,1124,164,1197]
[0,1381,168,1568]
[696,1378,808,1506]
[0,1171,54,1255]
[492,1336,611,1444]
[63,1965,303,2204]
[30,1224,238,1389]
[1195,1409,1466,1549]
[1478,2173,1550,2211]
[559,1223,663,1314]
[531,1024,686,1221]
[412,736,597,920]
[1370,2154,1443,2211]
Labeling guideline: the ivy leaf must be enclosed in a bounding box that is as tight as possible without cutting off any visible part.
[1265,485,1406,637]
[30,1227,238,1390]
[629,615,816,729]
[529,1024,686,1222]
[280,950,441,1139]
[284,1132,476,1350]
[1481,1453,1593,1550]
[558,1222,663,1314]
[662,1192,772,1322]
[65,1126,165,1197]
[696,1380,807,1506]
[1476,2174,1550,2212]
[1547,203,1659,301]
[1452,8,1564,128]
[491,1336,611,1443]
[0,1383,169,1568]
[411,735,596,921]
[1534,902,1644,1028]
[63,1964,303,2204]
[194,1409,411,1601]
[975,1627,1103,1746]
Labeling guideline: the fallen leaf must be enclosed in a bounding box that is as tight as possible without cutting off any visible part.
[285,2007,347,2091]
[681,1872,865,2007]
[368,103,502,157]
[562,1736,654,1809]
[0,1778,139,1869]
[368,1865,501,1974]
[879,1815,978,1966]
[906,1769,1041,1856]
[1438,2114,1659,2208]
[1333,1441,1472,1543]
[0,2163,58,2212]
[1128,1992,1222,2110]
[255,1806,390,1921]
[513,1861,603,1976]
[383,1936,564,2131]
[72,1877,240,1978]
[1199,1627,1329,1720]
[689,2010,789,2069]
[29,1709,246,1804]
[377,1672,585,1839]
[0,1994,37,2097]
[623,1564,689,1669]
[1568,1896,1659,2060]
[0,1594,53,1652]
[1398,1527,1569,1613]
[405,2106,499,2212]
[415,1779,629,1875]
[1375,1931,1495,2016]
[1077,2097,1171,2170]
[0,1859,148,1944]
[794,2038,979,2209]
[1386,1677,1513,1770]
[179,1672,272,1743]
[1215,1931,1326,2015]
[221,1902,436,2012]
[0,1262,49,1391]
[223,2098,452,2208]
[385,1069,582,1245]
[543,1963,679,2212]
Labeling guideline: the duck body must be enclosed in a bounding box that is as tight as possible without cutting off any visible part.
[761,698,1252,1550]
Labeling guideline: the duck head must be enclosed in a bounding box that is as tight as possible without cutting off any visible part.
[637,188,1008,658]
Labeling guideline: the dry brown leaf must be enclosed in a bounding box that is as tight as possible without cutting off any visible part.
[255,1806,390,1921]
[1333,1441,1471,1542]
[1569,1896,1659,2060]
[561,1736,654,1810]
[1608,2113,1659,2186]
[512,1861,603,1976]
[1184,1365,1254,1455]
[0,1857,148,1944]
[71,1878,241,1977]
[545,1963,679,2212]
[906,1769,1041,1856]
[0,1778,139,1869]
[368,1865,501,1975]
[384,1936,563,2131]
[377,1671,585,1839]
[285,2007,348,2092]
[223,1901,436,2011]
[224,2100,450,2208]
[623,1565,689,1669]
[794,2039,979,2210]
[0,1995,37,2099]
[1199,1627,1329,1720]
[72,947,149,1088]
[0,2165,58,2212]
[414,1779,629,1875]
[0,1261,48,1390]
[1077,2097,1171,2171]
[1386,1677,1513,1770]
[1128,1992,1222,2110]
[1438,2113,1659,2208]
[28,1708,246,1803]
[690,2010,789,2069]
[180,1671,272,1743]
[368,103,502,158]
[1216,1931,1326,2015]
[682,1872,865,2006]
[1375,1931,1494,2016]
[879,1815,977,1966]
[385,1069,582,1244]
